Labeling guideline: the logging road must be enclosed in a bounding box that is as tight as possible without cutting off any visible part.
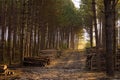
[0,50,109,80]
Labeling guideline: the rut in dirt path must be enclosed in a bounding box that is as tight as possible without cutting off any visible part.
[47,51,86,70]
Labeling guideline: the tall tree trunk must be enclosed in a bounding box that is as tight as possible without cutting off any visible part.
[104,0,116,76]
[113,4,117,69]
[40,24,46,50]
[99,17,102,47]
[90,25,93,47]
[92,0,101,71]
[102,16,106,48]
[8,0,13,65]
[29,26,33,57]
[20,0,25,65]
[92,0,98,47]
[12,0,18,62]
[71,27,75,49]
[0,0,5,63]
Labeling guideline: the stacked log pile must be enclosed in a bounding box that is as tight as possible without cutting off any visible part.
[85,48,93,70]
[86,48,120,72]
[115,49,120,71]
[23,57,50,67]
[23,49,62,67]
[85,47,106,71]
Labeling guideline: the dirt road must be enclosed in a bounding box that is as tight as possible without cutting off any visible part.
[0,51,107,80]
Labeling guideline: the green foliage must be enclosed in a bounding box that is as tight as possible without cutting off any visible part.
[117,0,120,18]
[56,0,82,27]
[79,0,93,34]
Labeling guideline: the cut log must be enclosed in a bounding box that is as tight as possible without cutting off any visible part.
[0,65,7,73]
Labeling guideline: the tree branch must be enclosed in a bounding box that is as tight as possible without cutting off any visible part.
[112,0,119,9]
[114,0,119,6]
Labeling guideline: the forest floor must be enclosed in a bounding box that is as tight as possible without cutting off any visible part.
[0,50,120,80]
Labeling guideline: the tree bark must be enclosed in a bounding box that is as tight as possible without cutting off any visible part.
[8,0,13,65]
[104,0,115,76]
[20,0,25,65]
[90,25,93,47]
[92,0,101,70]
[0,0,5,63]
[92,0,99,47]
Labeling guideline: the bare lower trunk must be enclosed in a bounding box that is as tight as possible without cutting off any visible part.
[90,25,93,47]
[104,0,115,76]
[0,0,5,63]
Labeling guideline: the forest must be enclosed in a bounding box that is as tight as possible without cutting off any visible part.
[0,0,120,79]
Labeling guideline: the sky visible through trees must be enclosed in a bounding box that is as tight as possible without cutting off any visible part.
[72,0,91,42]
[72,0,89,49]
[72,0,81,8]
